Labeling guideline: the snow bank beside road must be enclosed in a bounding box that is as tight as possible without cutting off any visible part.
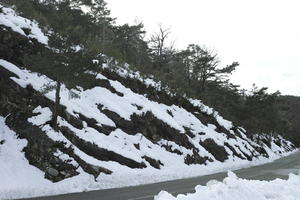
[155,171,300,200]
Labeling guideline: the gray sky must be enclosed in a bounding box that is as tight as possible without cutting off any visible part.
[106,0,300,96]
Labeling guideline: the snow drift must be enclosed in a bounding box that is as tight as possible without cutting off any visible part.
[154,171,300,200]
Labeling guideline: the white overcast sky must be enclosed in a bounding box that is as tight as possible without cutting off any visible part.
[106,0,300,96]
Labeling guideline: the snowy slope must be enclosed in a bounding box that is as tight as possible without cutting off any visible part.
[0,6,48,45]
[155,171,300,200]
[0,116,50,195]
[0,4,298,200]
[0,57,297,199]
[0,58,296,163]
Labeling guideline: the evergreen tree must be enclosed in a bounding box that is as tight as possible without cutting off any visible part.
[180,44,238,92]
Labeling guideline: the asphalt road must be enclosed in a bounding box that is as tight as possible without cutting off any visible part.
[23,151,300,200]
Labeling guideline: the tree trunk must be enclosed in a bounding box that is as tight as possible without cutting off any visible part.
[53,81,61,130]
[186,75,191,96]
[200,78,206,93]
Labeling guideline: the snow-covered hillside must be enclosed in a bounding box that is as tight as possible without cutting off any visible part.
[0,4,298,200]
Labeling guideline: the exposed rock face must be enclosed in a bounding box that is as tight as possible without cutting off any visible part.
[0,25,42,66]
[142,156,164,169]
[0,68,77,182]
[100,108,195,151]
[60,126,146,169]
[46,167,59,178]
[200,139,228,162]
[184,153,209,165]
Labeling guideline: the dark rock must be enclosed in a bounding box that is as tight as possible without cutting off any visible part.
[142,156,164,169]
[91,165,112,176]
[0,25,42,66]
[273,138,282,147]
[60,111,83,130]
[59,126,146,169]
[60,171,74,178]
[78,112,115,135]
[46,167,59,177]
[21,28,30,36]
[183,127,195,138]
[132,104,143,110]
[253,145,269,158]
[161,144,183,155]
[100,107,195,150]
[55,143,112,179]
[93,79,124,97]
[200,139,229,162]
[0,67,78,182]
[134,143,140,150]
[234,145,252,161]
[261,138,272,148]
[224,142,245,160]
[184,153,208,165]
[129,112,195,150]
[166,109,173,117]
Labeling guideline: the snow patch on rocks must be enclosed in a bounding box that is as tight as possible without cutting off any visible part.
[28,106,52,126]
[0,5,48,45]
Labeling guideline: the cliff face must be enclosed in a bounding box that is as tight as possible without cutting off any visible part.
[0,4,297,199]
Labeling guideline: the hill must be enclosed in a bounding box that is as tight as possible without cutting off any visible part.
[0,2,298,199]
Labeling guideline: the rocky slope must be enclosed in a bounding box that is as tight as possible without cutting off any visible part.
[0,4,297,199]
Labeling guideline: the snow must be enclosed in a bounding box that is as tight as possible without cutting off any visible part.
[0,4,299,200]
[0,59,52,89]
[154,171,300,200]
[99,57,235,133]
[0,58,278,161]
[100,57,163,91]
[188,98,233,130]
[0,116,51,199]
[28,106,52,126]
[2,114,297,200]
[0,59,296,163]
[0,59,116,127]
[0,5,48,45]
[0,114,297,200]
[70,45,83,52]
[0,57,298,200]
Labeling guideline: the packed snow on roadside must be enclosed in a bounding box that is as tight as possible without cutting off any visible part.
[155,171,300,200]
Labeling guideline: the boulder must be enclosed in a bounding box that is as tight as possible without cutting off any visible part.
[46,167,59,177]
